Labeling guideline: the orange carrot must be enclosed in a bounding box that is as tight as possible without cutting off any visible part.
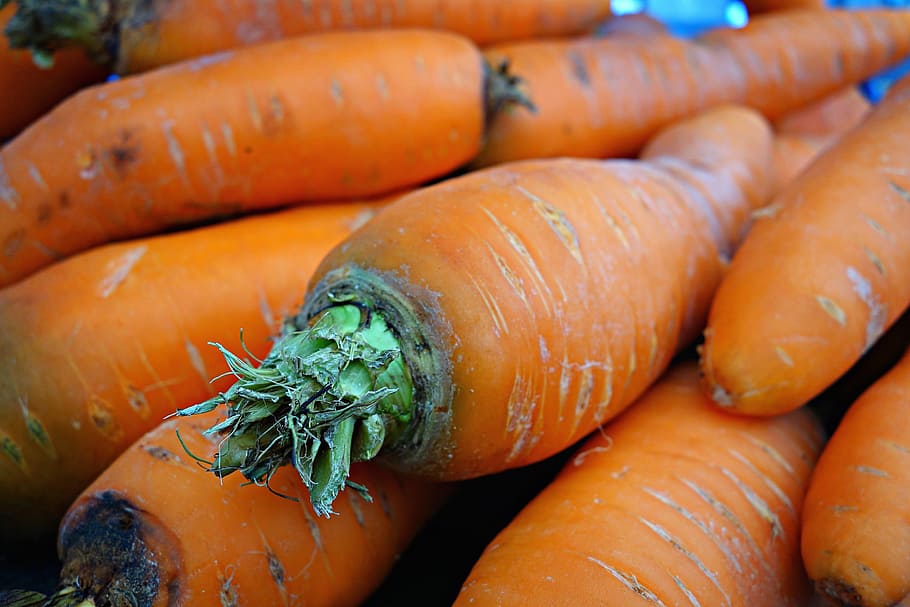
[0,3,106,140]
[171,104,775,517]
[3,0,612,74]
[454,361,824,607]
[744,0,828,14]
[593,11,669,37]
[771,86,871,193]
[699,72,910,417]
[802,344,910,607]
[0,197,389,545]
[472,8,910,167]
[0,411,451,607]
[0,28,530,290]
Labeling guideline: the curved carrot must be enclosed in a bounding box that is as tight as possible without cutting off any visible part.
[0,28,529,290]
[699,72,910,417]
[471,8,910,167]
[1,412,450,607]
[4,0,612,74]
[802,345,910,607]
[454,361,824,607]
[0,197,389,545]
[172,104,775,516]
[0,3,106,140]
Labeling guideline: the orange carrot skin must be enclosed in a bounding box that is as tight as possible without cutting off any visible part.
[0,198,387,544]
[472,8,910,168]
[699,73,910,417]
[802,346,910,607]
[0,29,485,290]
[0,4,107,140]
[106,0,612,74]
[454,362,824,607]
[52,412,451,607]
[299,105,773,482]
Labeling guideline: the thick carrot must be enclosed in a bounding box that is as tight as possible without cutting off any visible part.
[172,104,775,516]
[0,28,530,290]
[744,0,828,14]
[802,344,910,607]
[0,412,451,607]
[3,0,612,74]
[454,361,824,607]
[472,8,910,167]
[0,197,389,545]
[0,3,106,140]
[699,72,910,417]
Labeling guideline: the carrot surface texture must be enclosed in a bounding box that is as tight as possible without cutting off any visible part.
[0,198,388,545]
[1,0,612,74]
[171,104,775,517]
[699,72,910,417]
[0,28,532,291]
[472,8,910,168]
[802,344,910,607]
[453,361,825,607]
[0,412,450,607]
[0,3,106,140]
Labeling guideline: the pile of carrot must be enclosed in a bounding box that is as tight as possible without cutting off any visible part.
[2,2,910,606]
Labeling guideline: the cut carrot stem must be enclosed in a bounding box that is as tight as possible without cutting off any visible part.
[472,8,910,168]
[0,197,391,544]
[454,361,825,607]
[173,104,775,516]
[699,72,910,417]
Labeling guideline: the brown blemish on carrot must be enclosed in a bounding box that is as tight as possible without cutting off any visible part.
[36,202,53,223]
[87,395,124,441]
[24,413,55,458]
[126,384,151,419]
[567,50,591,87]
[266,548,286,589]
[1,433,27,472]
[58,190,71,208]
[816,577,864,607]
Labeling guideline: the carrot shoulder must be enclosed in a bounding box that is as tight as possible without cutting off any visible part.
[172,104,774,516]
[802,345,910,607]
[0,28,528,290]
[4,0,612,74]
[3,412,451,607]
[699,73,910,417]
[472,8,910,167]
[0,198,388,544]
[454,361,824,607]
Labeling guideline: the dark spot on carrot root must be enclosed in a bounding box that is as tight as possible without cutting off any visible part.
[36,203,52,224]
[567,50,591,87]
[4,229,25,258]
[58,191,71,208]
[87,396,123,441]
[106,130,141,177]
[57,491,184,607]
[143,445,178,462]
[266,549,286,588]
[816,578,863,606]
[243,146,253,154]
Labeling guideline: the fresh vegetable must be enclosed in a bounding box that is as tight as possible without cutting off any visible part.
[699,72,910,417]
[2,0,613,74]
[0,197,389,545]
[0,3,106,140]
[453,361,824,607]
[172,104,775,517]
[0,27,531,289]
[802,344,910,607]
[472,8,910,167]
[0,411,451,607]
[744,0,828,15]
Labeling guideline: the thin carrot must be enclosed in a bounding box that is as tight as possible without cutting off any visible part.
[471,8,910,168]
[3,0,612,74]
[0,197,389,545]
[802,344,910,607]
[699,72,910,417]
[454,361,824,607]
[0,411,451,607]
[0,28,530,290]
[0,3,106,140]
[172,104,775,516]
[744,0,828,15]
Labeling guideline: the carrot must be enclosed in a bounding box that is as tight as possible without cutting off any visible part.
[0,28,531,291]
[802,344,910,607]
[0,411,451,607]
[453,361,824,607]
[3,0,612,74]
[471,8,910,168]
[744,0,828,15]
[699,72,910,417]
[771,86,871,193]
[171,104,775,517]
[593,11,669,37]
[0,3,106,140]
[0,196,390,545]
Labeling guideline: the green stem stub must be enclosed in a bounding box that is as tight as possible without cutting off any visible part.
[173,302,414,517]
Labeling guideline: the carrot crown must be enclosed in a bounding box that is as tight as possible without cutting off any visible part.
[173,299,416,517]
